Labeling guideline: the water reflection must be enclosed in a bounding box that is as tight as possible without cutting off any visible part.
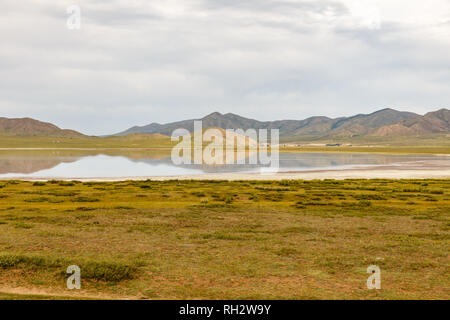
[0,150,441,178]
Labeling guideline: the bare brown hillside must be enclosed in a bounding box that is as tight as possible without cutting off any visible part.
[372,109,450,136]
[0,117,84,137]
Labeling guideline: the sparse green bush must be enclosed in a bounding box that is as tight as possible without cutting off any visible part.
[13,222,34,229]
[191,192,206,197]
[76,207,96,211]
[24,197,50,203]
[72,197,100,203]
[358,200,372,207]
[0,254,139,282]
[353,194,386,200]
[58,181,75,186]
[81,261,138,282]
[0,254,62,269]
[224,195,233,204]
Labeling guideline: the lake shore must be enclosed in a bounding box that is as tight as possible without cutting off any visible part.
[3,159,450,181]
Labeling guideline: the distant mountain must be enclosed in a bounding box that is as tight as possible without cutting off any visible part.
[3,108,449,140]
[115,108,443,139]
[115,112,266,137]
[373,109,450,136]
[324,108,418,137]
[0,117,84,137]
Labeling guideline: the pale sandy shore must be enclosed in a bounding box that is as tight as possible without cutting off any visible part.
[2,160,450,181]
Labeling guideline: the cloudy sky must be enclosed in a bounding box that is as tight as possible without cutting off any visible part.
[1,0,449,135]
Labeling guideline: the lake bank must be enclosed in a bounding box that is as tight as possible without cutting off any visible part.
[2,159,449,181]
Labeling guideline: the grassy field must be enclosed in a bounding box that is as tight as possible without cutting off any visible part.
[0,134,176,149]
[281,134,450,154]
[1,134,449,155]
[281,133,450,147]
[0,179,448,300]
[280,146,450,154]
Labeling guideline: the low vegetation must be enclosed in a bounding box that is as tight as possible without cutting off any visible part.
[0,134,176,149]
[0,179,448,299]
[1,133,449,154]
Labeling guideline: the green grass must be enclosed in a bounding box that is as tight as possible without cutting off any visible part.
[0,179,448,300]
[1,133,449,154]
[281,133,450,145]
[280,146,450,154]
[0,134,176,149]
[0,253,139,282]
[0,292,93,300]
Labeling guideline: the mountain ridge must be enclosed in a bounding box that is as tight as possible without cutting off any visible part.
[115,108,449,139]
[1,108,448,140]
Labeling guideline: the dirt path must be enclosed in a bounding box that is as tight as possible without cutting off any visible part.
[0,286,136,300]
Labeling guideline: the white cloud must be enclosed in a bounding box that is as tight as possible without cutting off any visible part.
[0,0,449,134]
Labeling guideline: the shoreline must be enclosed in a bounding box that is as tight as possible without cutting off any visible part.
[0,147,449,155]
[2,160,450,181]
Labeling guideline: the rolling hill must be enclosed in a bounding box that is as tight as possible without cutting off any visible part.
[0,117,85,137]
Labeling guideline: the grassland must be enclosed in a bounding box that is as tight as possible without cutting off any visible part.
[281,133,450,147]
[0,134,175,149]
[281,134,450,154]
[0,179,448,300]
[1,133,449,155]
[280,146,450,155]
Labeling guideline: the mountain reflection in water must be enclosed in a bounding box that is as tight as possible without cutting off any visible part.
[0,150,440,178]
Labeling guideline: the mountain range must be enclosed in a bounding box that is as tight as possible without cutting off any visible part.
[114,108,450,140]
[1,108,449,141]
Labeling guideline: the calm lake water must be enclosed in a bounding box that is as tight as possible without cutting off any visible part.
[0,150,443,179]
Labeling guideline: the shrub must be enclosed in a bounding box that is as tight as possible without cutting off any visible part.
[224,195,233,204]
[13,222,33,229]
[353,194,386,200]
[0,254,139,282]
[76,207,96,211]
[72,197,100,203]
[358,200,372,207]
[191,192,206,197]
[0,254,62,269]
[24,197,50,203]
[58,181,75,187]
[81,261,138,282]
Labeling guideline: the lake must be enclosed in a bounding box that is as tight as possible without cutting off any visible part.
[0,150,444,179]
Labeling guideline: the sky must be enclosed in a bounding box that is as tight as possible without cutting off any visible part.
[1,0,449,135]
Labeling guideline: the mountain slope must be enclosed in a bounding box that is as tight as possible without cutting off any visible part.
[373,109,450,136]
[115,112,267,136]
[0,117,85,137]
[327,108,417,137]
[4,108,444,140]
[114,108,423,139]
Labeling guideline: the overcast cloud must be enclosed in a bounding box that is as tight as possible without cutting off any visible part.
[0,0,449,135]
